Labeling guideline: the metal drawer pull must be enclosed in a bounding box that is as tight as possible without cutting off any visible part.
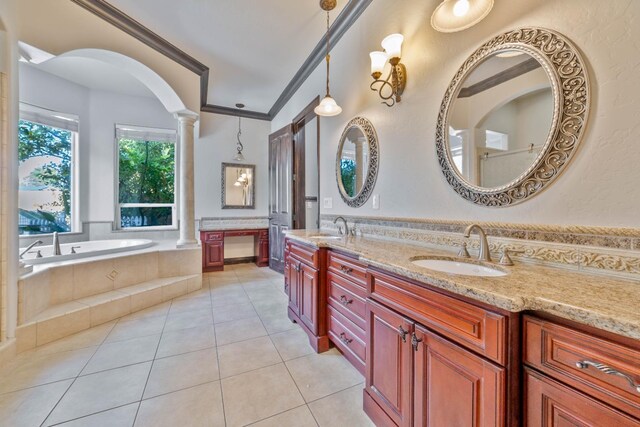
[339,332,353,345]
[397,326,408,342]
[339,295,353,306]
[575,360,640,393]
[411,333,423,351]
[340,265,353,274]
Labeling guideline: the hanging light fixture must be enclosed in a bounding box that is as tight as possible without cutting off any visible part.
[233,103,245,161]
[314,0,342,117]
[431,0,494,33]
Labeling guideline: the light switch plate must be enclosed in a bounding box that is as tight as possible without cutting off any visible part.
[306,201,313,209]
[323,197,333,209]
[372,194,380,210]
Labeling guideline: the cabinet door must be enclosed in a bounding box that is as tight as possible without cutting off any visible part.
[413,325,505,427]
[286,259,300,317]
[524,368,639,427]
[366,299,414,427]
[204,241,224,269]
[258,238,269,265]
[299,262,319,334]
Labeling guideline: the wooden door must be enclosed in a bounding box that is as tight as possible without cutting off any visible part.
[298,261,318,334]
[268,124,293,273]
[413,324,505,427]
[286,258,301,317]
[524,368,638,427]
[366,299,414,427]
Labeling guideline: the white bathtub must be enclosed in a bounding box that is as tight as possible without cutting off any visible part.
[20,239,155,265]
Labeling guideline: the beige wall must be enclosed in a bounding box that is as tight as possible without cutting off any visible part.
[273,0,640,228]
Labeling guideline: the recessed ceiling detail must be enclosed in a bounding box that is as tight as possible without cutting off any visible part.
[70,0,373,121]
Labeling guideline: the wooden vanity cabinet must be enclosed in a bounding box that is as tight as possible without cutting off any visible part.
[365,267,513,427]
[284,238,329,352]
[523,315,640,426]
[327,251,368,375]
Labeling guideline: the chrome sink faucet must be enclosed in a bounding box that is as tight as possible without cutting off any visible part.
[333,216,349,236]
[52,232,62,256]
[463,224,492,262]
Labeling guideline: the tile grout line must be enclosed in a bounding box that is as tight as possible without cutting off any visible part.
[209,274,228,427]
[38,319,119,427]
[131,296,173,426]
[239,272,322,426]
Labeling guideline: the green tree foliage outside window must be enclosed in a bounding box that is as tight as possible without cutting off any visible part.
[18,120,73,234]
[341,158,357,197]
[118,138,175,227]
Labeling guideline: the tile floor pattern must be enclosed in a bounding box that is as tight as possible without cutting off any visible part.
[0,263,374,427]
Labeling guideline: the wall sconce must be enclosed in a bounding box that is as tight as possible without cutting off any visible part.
[369,34,407,107]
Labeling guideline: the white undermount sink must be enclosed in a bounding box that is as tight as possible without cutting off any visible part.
[411,258,508,277]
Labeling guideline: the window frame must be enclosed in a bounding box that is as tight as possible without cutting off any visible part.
[114,124,178,231]
[18,103,80,236]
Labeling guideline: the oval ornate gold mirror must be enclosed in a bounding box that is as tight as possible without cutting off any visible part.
[336,117,379,207]
[436,28,590,207]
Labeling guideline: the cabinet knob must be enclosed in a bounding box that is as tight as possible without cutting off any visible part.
[411,332,423,351]
[339,295,353,306]
[340,265,353,274]
[397,326,408,342]
[339,332,353,345]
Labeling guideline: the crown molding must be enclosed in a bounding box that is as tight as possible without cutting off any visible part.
[69,0,372,121]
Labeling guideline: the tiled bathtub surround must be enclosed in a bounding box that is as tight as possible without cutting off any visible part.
[16,245,202,352]
[320,215,640,279]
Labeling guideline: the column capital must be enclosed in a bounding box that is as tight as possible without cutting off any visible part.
[174,110,199,124]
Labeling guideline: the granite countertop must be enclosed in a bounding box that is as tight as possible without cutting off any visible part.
[200,225,267,231]
[286,230,640,340]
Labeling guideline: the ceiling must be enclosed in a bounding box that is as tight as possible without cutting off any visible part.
[106,0,347,113]
[30,56,156,98]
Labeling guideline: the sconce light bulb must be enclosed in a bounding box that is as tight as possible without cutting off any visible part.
[453,0,470,17]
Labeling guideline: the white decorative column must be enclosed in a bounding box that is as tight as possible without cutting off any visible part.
[175,111,199,247]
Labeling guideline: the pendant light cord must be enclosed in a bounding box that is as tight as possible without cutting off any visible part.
[236,116,243,153]
[325,10,331,97]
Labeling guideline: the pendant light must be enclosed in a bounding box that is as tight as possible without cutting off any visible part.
[314,0,342,117]
[233,103,245,161]
[431,0,494,33]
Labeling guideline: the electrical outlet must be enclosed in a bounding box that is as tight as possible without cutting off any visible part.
[323,197,333,209]
[372,194,380,210]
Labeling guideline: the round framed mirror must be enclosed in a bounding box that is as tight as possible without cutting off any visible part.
[336,117,379,207]
[436,28,590,207]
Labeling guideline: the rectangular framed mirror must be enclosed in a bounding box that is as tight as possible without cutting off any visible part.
[222,163,255,209]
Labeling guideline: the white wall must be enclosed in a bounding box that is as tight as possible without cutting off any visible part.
[272,0,640,228]
[195,114,270,219]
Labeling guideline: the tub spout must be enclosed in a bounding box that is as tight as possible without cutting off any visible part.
[52,232,62,256]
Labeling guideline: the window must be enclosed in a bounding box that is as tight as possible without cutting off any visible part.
[116,125,177,229]
[18,104,78,235]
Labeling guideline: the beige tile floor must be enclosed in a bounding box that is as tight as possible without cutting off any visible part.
[0,263,374,427]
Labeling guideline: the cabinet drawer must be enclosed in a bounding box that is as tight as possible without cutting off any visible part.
[290,242,319,268]
[327,272,366,330]
[225,230,255,237]
[328,251,367,287]
[328,305,366,373]
[524,316,640,419]
[525,368,639,426]
[202,231,223,242]
[369,268,507,365]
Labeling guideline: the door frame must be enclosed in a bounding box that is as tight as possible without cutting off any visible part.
[292,96,320,230]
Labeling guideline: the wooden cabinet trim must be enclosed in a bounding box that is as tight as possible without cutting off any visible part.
[328,251,367,287]
[524,368,639,426]
[369,268,507,365]
[524,316,640,419]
